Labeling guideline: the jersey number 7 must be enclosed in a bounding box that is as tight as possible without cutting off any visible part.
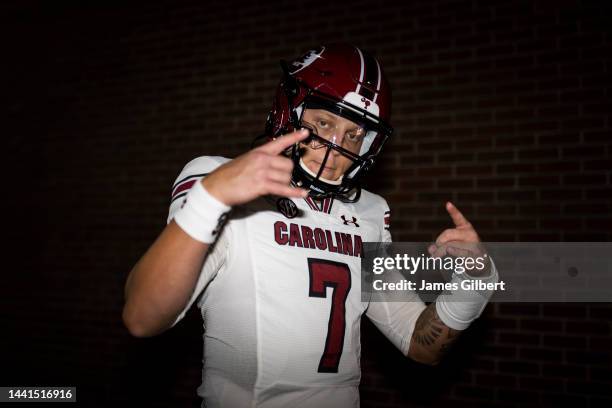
[307,258,351,373]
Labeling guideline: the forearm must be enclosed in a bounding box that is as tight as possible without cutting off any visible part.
[122,220,210,337]
[407,263,498,364]
[407,302,461,365]
[121,131,307,337]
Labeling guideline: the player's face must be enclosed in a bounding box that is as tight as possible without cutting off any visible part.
[299,108,365,181]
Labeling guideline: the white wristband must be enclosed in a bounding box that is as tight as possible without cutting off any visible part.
[173,180,231,243]
[435,258,499,330]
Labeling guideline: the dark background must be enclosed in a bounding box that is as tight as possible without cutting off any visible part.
[2,0,611,407]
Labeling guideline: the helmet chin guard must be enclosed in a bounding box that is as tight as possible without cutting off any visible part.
[298,158,343,186]
[264,44,393,202]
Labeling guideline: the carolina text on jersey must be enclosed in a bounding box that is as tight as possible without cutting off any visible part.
[274,221,363,258]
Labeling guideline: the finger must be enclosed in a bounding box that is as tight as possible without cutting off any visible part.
[267,184,309,199]
[432,243,449,258]
[427,243,437,256]
[446,245,473,258]
[269,155,295,172]
[431,242,471,258]
[266,169,293,185]
[435,228,466,245]
[441,241,480,254]
[446,201,471,228]
[259,129,310,155]
[427,242,447,258]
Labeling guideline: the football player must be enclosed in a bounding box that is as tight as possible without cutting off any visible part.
[123,44,498,408]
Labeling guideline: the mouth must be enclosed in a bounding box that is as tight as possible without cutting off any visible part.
[299,158,344,185]
[313,161,336,171]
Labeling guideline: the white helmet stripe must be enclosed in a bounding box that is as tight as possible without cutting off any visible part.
[355,47,365,94]
[373,60,382,103]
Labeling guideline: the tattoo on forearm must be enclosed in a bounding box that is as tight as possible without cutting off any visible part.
[413,303,460,356]
[439,328,460,354]
[413,304,444,346]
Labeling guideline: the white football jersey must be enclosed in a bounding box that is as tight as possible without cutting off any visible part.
[167,156,426,408]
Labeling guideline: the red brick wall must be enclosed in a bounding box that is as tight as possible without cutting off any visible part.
[3,0,611,406]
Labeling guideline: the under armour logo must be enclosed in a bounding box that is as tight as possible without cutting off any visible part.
[341,215,359,227]
[360,97,371,109]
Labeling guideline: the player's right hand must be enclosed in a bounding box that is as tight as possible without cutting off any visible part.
[201,129,310,206]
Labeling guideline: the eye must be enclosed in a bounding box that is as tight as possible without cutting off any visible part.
[316,119,329,129]
[346,129,365,143]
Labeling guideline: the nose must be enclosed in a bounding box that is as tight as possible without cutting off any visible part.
[326,134,343,157]
[328,132,346,152]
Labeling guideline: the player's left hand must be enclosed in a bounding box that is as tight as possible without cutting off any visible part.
[427,201,491,277]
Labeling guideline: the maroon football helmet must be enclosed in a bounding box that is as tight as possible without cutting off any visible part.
[265,44,393,202]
